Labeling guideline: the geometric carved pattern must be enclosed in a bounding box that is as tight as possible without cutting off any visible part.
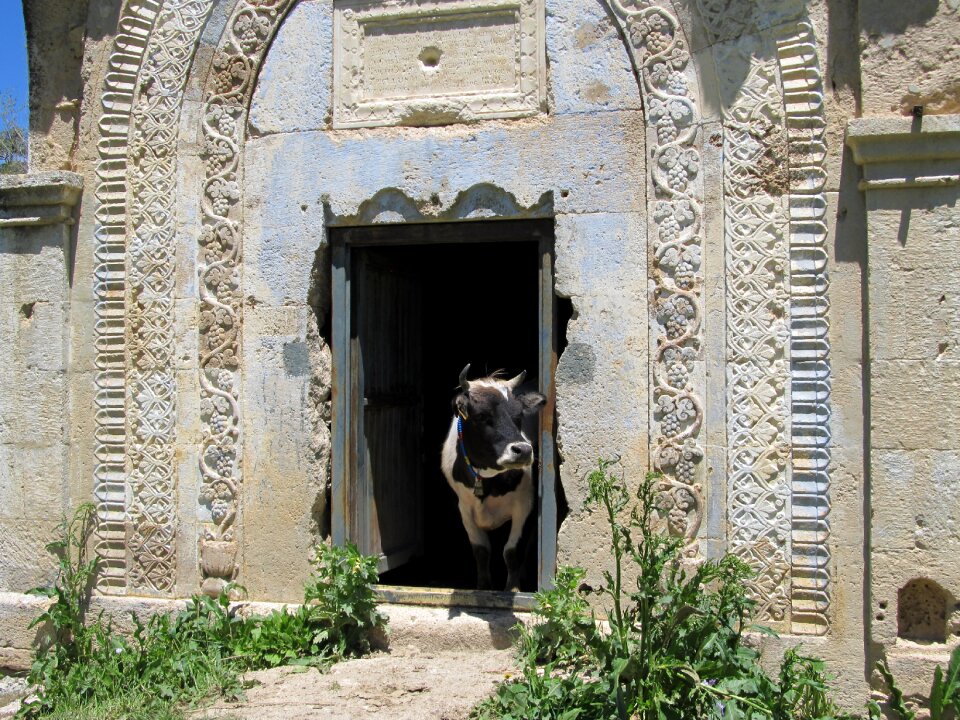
[606,0,707,553]
[776,21,831,636]
[197,0,296,594]
[694,1,832,632]
[714,35,793,627]
[94,0,162,595]
[125,0,215,594]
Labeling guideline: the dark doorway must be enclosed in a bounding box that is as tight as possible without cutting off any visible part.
[330,219,557,596]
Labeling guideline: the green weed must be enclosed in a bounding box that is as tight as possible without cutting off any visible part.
[871,645,960,720]
[16,506,385,720]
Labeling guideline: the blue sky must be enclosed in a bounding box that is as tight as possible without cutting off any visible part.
[0,1,28,125]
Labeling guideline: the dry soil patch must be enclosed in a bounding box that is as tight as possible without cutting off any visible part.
[194,647,515,720]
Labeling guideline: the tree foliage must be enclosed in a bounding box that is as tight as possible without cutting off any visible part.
[0,93,28,174]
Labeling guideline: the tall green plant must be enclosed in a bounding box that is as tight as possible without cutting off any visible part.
[474,460,854,720]
[873,646,960,720]
[25,503,99,690]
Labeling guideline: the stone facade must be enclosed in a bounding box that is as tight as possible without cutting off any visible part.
[2,0,959,709]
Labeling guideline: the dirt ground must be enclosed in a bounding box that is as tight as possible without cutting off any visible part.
[193,647,516,720]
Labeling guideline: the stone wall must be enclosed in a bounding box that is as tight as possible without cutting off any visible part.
[848,114,960,697]
[0,172,82,594]
[1,0,959,709]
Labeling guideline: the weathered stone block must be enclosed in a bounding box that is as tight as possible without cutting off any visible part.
[0,368,66,447]
[0,520,60,593]
[0,592,53,671]
[0,239,67,307]
[871,450,960,555]
[545,0,644,116]
[859,0,960,115]
[871,360,960,450]
[250,1,332,134]
[7,300,66,372]
[243,110,647,221]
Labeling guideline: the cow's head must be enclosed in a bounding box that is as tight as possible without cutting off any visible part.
[454,364,547,472]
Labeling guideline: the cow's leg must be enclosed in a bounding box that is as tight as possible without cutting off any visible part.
[503,495,534,592]
[458,503,492,590]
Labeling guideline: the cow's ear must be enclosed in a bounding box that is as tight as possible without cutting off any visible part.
[454,392,470,418]
[520,391,547,412]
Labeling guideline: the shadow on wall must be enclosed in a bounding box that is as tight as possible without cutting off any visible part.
[897,578,953,644]
[21,0,123,164]
[859,0,940,36]
[825,0,862,111]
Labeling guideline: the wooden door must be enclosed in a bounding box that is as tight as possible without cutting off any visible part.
[349,248,424,572]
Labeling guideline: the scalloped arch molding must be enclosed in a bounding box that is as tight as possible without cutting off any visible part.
[93,0,830,635]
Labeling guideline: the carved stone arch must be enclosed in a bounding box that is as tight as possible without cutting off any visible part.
[601,0,831,634]
[92,0,291,596]
[94,0,829,627]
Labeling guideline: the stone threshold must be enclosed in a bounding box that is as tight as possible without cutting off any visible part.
[0,591,530,672]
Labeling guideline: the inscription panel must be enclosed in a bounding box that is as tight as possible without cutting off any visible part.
[334,0,545,129]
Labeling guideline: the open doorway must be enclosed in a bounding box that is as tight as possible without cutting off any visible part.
[330,219,557,596]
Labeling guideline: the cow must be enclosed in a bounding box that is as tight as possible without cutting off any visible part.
[440,364,547,591]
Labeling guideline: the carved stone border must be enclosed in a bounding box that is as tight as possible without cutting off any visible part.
[94,0,162,594]
[196,0,297,595]
[94,0,216,595]
[712,33,793,626]
[606,0,707,552]
[691,5,832,632]
[776,20,831,636]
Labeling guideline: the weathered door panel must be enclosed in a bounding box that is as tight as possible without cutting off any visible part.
[352,249,424,572]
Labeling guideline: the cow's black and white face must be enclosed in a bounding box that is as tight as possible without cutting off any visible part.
[454,368,547,473]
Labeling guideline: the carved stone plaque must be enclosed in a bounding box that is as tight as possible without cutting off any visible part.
[333,0,545,129]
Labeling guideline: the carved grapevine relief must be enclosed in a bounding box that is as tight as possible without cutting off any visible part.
[197,0,295,595]
[606,0,706,552]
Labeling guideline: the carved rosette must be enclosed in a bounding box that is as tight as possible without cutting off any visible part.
[124,0,215,594]
[607,0,706,551]
[198,0,295,595]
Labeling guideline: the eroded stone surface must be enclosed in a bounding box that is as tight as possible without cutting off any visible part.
[332,0,546,128]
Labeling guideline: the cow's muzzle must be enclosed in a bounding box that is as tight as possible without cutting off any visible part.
[498,442,534,469]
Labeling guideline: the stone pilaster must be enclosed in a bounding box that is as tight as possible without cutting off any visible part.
[0,171,82,614]
[848,115,960,689]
